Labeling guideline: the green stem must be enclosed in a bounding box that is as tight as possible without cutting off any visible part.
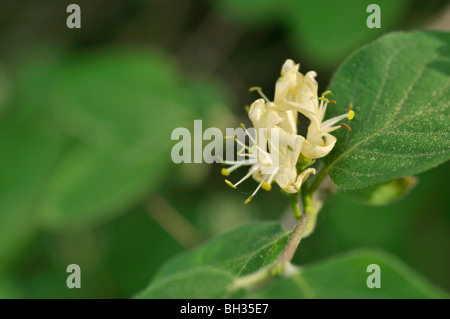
[290,196,301,219]
[230,177,322,292]
[229,210,312,292]
[230,267,273,292]
[308,165,330,195]
[301,193,315,215]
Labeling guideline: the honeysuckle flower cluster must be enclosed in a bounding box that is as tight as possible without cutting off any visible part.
[222,59,354,204]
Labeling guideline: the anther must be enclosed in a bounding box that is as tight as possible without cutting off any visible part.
[262,182,272,191]
[249,86,270,102]
[318,97,330,103]
[225,180,236,189]
[348,110,355,120]
[249,86,262,93]
[221,168,230,176]
[322,90,332,96]
[244,195,254,205]
[340,123,352,131]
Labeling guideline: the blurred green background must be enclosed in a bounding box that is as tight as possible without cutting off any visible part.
[0,0,449,298]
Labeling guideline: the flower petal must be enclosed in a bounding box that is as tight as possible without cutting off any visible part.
[301,133,337,159]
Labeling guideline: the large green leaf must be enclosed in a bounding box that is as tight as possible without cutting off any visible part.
[0,113,65,270]
[136,222,289,298]
[247,250,448,299]
[285,0,406,67]
[4,51,229,229]
[324,31,450,189]
[35,52,193,227]
[216,0,407,68]
[150,221,289,283]
[137,267,234,299]
[0,66,9,115]
[0,50,230,268]
[136,222,447,298]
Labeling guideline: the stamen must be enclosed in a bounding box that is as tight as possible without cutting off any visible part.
[266,169,278,184]
[238,152,257,158]
[234,138,251,156]
[244,175,268,204]
[244,195,254,205]
[348,103,353,111]
[328,100,336,104]
[234,166,259,188]
[234,136,250,149]
[348,110,355,120]
[318,97,330,103]
[340,123,352,131]
[235,130,271,159]
[218,156,248,165]
[321,113,348,128]
[318,99,327,122]
[225,179,236,189]
[239,123,258,146]
[244,105,250,113]
[221,160,251,165]
[322,90,332,96]
[262,182,272,191]
[222,162,245,176]
[249,86,270,103]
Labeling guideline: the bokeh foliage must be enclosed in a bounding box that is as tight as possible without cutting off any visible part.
[0,0,448,298]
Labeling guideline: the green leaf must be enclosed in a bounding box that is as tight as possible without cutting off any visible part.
[136,267,234,299]
[248,250,448,299]
[286,0,406,67]
[324,31,450,189]
[345,177,417,206]
[135,222,289,298]
[35,52,194,227]
[0,65,9,115]
[0,50,231,267]
[0,276,24,299]
[150,221,289,282]
[0,111,65,270]
[137,222,447,299]
[216,0,407,68]
[7,50,229,229]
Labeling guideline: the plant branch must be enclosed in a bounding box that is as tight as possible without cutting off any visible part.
[278,209,312,264]
[290,196,301,219]
[229,201,315,292]
[308,164,330,195]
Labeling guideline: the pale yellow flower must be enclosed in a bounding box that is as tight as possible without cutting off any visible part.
[221,58,353,203]
[222,98,313,203]
[275,59,354,159]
